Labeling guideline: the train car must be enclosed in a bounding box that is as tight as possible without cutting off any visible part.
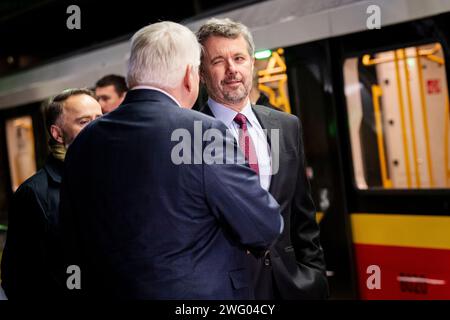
[0,0,449,299]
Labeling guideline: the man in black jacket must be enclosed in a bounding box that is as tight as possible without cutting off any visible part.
[197,18,329,299]
[0,88,102,299]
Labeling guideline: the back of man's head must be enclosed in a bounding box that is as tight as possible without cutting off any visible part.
[126,21,201,90]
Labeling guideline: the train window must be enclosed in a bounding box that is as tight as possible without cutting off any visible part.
[5,116,37,192]
[343,42,450,190]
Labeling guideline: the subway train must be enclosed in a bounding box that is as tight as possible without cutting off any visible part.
[0,0,449,299]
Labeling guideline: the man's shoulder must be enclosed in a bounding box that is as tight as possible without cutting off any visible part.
[175,107,227,130]
[253,104,299,127]
[14,167,48,199]
[176,106,215,121]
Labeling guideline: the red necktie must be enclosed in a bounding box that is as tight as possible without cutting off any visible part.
[233,113,259,175]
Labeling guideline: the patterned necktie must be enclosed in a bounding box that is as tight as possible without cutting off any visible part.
[233,113,259,175]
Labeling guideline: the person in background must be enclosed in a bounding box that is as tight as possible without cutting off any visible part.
[95,74,128,114]
[59,21,282,299]
[0,88,102,299]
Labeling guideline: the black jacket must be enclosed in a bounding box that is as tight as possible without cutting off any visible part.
[1,155,65,299]
[202,103,329,299]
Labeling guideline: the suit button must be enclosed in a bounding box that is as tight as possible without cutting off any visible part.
[264,250,271,266]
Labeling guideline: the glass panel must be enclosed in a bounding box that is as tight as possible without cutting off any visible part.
[5,115,37,192]
[343,43,449,189]
[253,48,292,113]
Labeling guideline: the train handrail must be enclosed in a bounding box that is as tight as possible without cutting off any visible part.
[402,48,421,188]
[415,47,435,187]
[394,50,412,188]
[372,84,392,188]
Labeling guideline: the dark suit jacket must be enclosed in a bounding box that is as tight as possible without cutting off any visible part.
[59,89,282,299]
[202,103,329,299]
[1,155,65,299]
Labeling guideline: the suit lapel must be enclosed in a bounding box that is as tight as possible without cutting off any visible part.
[251,105,279,147]
[200,104,215,117]
[252,105,282,194]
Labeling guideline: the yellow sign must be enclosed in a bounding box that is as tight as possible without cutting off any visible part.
[258,48,291,113]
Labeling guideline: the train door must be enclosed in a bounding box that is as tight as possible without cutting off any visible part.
[334,13,450,299]
[250,42,357,299]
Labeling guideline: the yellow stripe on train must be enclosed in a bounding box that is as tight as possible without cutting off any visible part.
[351,213,450,250]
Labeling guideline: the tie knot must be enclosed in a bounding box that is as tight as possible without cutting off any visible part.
[233,113,247,128]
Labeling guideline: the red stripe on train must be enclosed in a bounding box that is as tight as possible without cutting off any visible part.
[354,243,450,299]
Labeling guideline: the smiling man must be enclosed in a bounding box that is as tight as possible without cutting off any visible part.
[197,18,329,300]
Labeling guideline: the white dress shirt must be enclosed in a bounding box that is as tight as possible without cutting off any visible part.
[208,98,272,191]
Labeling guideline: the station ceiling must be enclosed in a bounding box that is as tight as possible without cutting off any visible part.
[0,0,263,75]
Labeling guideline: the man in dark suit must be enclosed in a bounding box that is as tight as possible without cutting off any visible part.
[59,21,282,299]
[197,18,329,299]
[1,89,102,299]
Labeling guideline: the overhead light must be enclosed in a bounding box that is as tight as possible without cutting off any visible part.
[255,49,272,60]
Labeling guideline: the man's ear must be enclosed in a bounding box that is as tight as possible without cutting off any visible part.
[183,64,195,93]
[50,124,64,144]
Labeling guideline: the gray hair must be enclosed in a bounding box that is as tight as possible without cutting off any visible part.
[127,21,201,89]
[196,18,255,57]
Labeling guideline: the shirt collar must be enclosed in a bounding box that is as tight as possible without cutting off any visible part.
[132,85,181,107]
[208,98,260,129]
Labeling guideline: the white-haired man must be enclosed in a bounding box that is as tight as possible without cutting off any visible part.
[59,21,282,299]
